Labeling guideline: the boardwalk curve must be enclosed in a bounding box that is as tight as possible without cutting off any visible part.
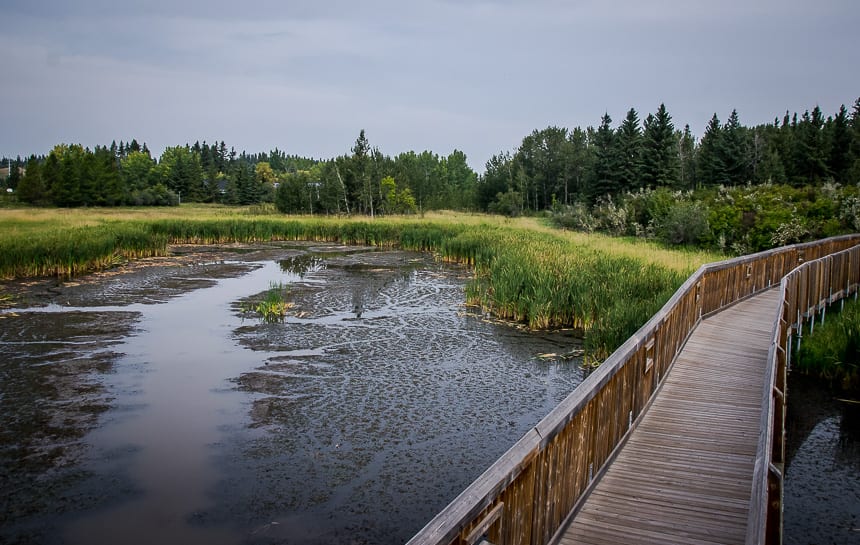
[408,235,860,545]
[559,289,781,544]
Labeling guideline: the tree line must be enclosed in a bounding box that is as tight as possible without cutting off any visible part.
[479,99,860,215]
[3,98,859,218]
[3,134,478,214]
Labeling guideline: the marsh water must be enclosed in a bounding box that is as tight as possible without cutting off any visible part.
[3,243,858,545]
[0,244,587,545]
[784,373,860,544]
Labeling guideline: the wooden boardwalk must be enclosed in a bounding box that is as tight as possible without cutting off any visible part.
[558,289,782,545]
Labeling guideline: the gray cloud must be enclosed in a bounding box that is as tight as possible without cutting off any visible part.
[2,0,858,170]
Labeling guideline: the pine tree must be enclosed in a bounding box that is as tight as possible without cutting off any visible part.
[641,104,679,188]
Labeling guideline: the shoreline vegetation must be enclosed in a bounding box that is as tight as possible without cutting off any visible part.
[0,205,719,359]
[796,297,860,393]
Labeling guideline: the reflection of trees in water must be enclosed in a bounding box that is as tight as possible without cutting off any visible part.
[786,372,860,470]
[283,250,425,319]
[279,254,326,277]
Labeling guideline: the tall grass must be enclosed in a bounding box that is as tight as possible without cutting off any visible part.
[0,206,705,357]
[797,298,860,391]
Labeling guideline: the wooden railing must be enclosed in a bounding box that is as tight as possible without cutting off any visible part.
[746,240,860,545]
[407,234,860,545]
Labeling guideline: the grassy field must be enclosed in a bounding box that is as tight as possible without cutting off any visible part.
[0,204,723,357]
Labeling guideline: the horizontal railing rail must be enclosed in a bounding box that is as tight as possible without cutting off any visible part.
[746,242,860,545]
[407,234,860,545]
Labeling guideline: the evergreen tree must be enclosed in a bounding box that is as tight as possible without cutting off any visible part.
[17,155,48,204]
[231,162,253,205]
[697,114,726,186]
[615,108,643,192]
[589,113,617,200]
[793,107,829,184]
[641,104,679,188]
[42,151,61,205]
[721,109,751,186]
[159,146,204,201]
[827,104,851,181]
[849,98,860,183]
[678,124,697,189]
[92,146,124,205]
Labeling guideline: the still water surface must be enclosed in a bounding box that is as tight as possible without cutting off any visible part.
[0,246,586,544]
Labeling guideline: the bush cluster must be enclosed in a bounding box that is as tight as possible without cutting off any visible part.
[551,183,860,253]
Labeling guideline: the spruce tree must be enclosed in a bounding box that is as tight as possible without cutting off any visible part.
[793,108,828,184]
[697,114,726,186]
[641,104,679,188]
[615,108,643,192]
[828,104,852,181]
[721,109,751,186]
[589,113,617,201]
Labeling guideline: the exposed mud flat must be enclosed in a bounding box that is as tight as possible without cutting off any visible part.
[1,243,586,545]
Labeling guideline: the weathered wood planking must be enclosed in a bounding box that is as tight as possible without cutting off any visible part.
[406,236,860,545]
[559,290,781,545]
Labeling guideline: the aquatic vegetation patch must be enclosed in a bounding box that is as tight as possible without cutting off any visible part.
[797,298,860,392]
[0,206,706,357]
[242,282,294,322]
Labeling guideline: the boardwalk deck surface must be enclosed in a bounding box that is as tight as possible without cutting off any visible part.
[558,289,782,545]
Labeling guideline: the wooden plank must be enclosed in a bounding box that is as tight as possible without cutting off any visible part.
[558,290,781,545]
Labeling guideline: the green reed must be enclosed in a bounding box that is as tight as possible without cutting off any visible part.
[797,297,860,392]
[0,207,694,358]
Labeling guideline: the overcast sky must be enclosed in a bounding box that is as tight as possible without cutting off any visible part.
[3,0,858,171]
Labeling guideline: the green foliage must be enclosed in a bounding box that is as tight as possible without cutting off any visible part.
[641,104,680,189]
[0,208,693,359]
[17,156,49,205]
[488,189,523,217]
[797,298,860,391]
[656,200,709,246]
[243,282,293,322]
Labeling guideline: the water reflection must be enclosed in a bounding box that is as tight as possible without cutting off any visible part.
[784,372,860,544]
[279,254,326,278]
[1,247,586,545]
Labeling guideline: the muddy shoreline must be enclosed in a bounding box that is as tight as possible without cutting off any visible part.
[1,242,586,544]
[3,242,857,544]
